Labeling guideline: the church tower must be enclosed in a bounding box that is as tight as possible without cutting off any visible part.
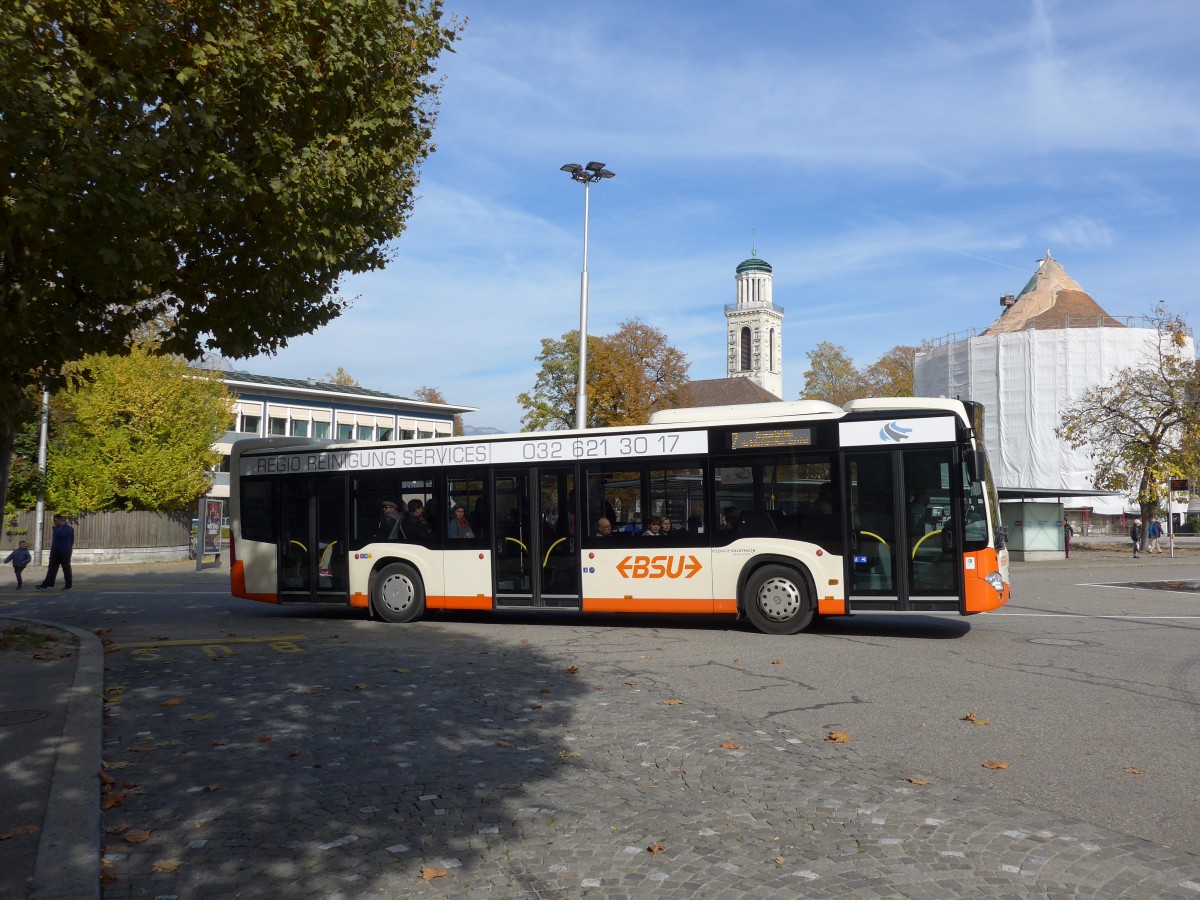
[726,250,784,398]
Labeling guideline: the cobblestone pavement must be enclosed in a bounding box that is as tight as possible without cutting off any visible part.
[94,618,1200,900]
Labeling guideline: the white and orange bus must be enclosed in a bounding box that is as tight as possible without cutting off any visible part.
[228,398,1010,634]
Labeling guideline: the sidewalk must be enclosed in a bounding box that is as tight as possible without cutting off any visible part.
[0,617,102,900]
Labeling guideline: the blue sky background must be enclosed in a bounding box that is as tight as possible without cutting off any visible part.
[242,0,1200,432]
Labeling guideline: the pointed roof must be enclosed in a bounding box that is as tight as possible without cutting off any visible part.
[982,253,1125,334]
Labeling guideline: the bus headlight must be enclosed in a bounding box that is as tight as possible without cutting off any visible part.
[984,571,1004,592]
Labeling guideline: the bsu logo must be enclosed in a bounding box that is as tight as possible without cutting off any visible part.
[615,555,702,579]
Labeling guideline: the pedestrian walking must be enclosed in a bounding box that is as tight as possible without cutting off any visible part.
[3,540,32,588]
[1062,520,1074,558]
[1129,518,1142,560]
[37,514,74,590]
[1148,518,1163,555]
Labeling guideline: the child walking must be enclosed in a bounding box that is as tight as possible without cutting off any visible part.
[4,540,32,588]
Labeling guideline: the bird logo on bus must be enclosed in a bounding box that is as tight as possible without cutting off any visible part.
[614,555,703,579]
[879,421,913,442]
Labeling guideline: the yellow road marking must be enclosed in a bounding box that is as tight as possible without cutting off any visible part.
[112,635,307,650]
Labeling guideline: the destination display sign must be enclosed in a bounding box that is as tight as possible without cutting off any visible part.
[729,427,813,450]
[240,429,710,477]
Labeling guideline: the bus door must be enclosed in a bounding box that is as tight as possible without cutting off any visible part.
[493,467,581,609]
[844,448,961,612]
[277,476,349,604]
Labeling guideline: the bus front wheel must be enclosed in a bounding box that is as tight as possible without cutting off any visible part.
[743,565,814,635]
[372,563,426,624]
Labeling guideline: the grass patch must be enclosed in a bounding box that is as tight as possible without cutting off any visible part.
[0,625,70,654]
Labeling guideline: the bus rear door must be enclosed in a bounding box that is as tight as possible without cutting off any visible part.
[493,467,581,609]
[277,475,350,604]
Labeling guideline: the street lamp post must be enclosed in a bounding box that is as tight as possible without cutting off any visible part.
[560,161,614,430]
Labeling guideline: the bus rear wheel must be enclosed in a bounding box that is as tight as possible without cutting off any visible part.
[372,562,426,624]
[743,565,814,635]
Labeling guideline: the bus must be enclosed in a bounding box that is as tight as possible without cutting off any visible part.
[228,397,1010,634]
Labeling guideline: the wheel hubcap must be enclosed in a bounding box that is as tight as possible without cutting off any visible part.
[757,577,801,622]
[381,573,415,614]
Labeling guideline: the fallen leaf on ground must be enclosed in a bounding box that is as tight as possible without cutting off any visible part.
[288,750,300,758]
[129,744,156,753]
[826,730,851,743]
[647,843,667,855]
[1123,767,1144,775]
[539,688,551,694]
[354,683,367,690]
[771,659,783,665]
[202,784,222,793]
[421,866,449,881]
[565,665,579,674]
[189,714,214,721]
[101,793,126,811]
[497,741,515,748]
[982,760,1009,770]
[392,668,409,673]
[209,738,229,747]
[664,699,684,706]
[962,712,990,726]
[624,680,639,686]
[720,741,741,750]
[102,760,133,770]
[257,734,272,743]
[733,658,742,664]
[559,750,581,758]
[100,873,118,885]
[160,699,182,707]
[33,651,72,660]
[0,825,40,840]
[593,685,604,691]
[123,828,151,844]
[529,704,543,711]
[520,638,529,644]
[152,859,182,873]
[105,824,131,835]
[907,777,932,785]
[99,771,116,787]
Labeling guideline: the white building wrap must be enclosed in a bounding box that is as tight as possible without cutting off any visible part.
[914,326,1188,515]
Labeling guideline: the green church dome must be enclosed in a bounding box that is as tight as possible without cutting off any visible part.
[736,255,772,274]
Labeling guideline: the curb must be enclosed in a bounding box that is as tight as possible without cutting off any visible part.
[21,619,102,900]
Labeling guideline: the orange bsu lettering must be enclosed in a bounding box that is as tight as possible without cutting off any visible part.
[615,555,702,579]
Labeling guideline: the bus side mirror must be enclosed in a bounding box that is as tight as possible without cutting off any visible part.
[966,451,985,483]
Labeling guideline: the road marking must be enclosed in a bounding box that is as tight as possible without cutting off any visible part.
[96,590,231,595]
[112,635,307,649]
[991,613,1200,619]
[1077,582,1200,595]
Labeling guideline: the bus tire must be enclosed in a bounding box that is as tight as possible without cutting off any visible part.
[372,562,425,624]
[743,565,814,635]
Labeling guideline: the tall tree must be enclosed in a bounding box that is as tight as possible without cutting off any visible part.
[47,346,234,513]
[590,320,691,427]
[799,342,864,406]
[862,344,922,397]
[0,1,460,516]
[412,386,464,435]
[1057,305,1200,532]
[517,320,690,430]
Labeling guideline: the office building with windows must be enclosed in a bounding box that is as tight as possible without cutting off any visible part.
[208,370,476,500]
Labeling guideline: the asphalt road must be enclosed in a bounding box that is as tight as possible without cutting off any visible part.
[5,548,1198,861]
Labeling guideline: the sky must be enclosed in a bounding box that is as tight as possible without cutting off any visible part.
[241,0,1200,433]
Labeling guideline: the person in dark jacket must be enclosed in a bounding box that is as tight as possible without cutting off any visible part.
[1129,518,1142,560]
[37,514,74,590]
[4,540,32,588]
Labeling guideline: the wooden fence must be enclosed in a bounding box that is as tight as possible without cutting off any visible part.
[2,510,190,552]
